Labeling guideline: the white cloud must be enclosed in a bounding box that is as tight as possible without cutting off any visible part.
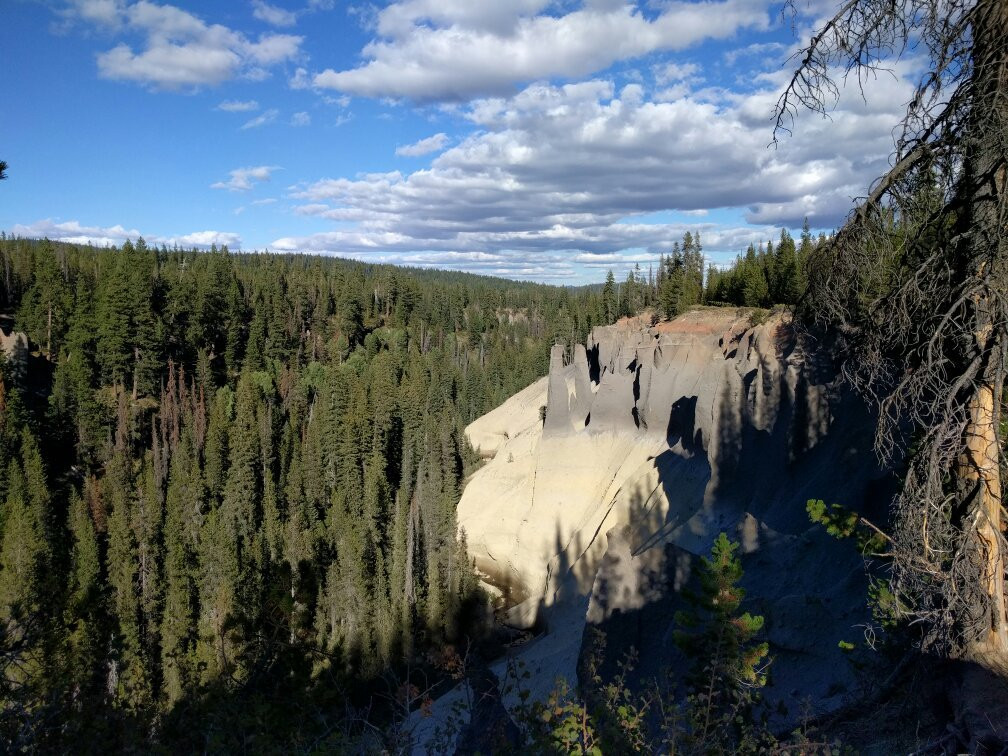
[313,0,770,101]
[172,230,242,247]
[10,219,240,249]
[65,0,126,27]
[211,164,280,191]
[217,98,259,111]
[79,1,302,90]
[290,110,311,126]
[273,64,914,276]
[243,33,301,64]
[251,197,278,205]
[98,41,240,88]
[252,0,297,27]
[395,132,448,157]
[654,61,700,84]
[723,40,787,67]
[11,219,143,247]
[289,66,311,89]
[241,108,279,129]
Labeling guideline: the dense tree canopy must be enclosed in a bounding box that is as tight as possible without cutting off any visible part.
[0,236,624,749]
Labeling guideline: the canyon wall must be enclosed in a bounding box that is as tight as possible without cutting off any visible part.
[457,308,893,720]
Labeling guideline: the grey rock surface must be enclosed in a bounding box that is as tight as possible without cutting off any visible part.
[456,309,894,726]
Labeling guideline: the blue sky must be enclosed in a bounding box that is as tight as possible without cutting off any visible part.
[1,0,916,283]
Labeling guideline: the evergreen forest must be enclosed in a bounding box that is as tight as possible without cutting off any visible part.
[0,232,801,750]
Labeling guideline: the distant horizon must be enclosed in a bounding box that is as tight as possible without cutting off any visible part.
[2,231,783,288]
[3,1,900,284]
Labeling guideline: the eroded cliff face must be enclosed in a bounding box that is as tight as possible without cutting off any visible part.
[457,308,893,719]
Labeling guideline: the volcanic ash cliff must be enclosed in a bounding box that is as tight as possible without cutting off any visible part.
[457,308,894,719]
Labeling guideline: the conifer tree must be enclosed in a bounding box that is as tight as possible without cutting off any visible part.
[17,241,71,359]
[104,411,151,709]
[133,456,164,686]
[96,248,133,387]
[128,241,161,398]
[218,375,266,676]
[602,270,617,324]
[50,277,102,467]
[619,270,635,319]
[0,455,54,747]
[675,533,768,749]
[741,244,769,307]
[161,429,199,705]
[659,244,683,320]
[0,450,52,657]
[65,490,105,705]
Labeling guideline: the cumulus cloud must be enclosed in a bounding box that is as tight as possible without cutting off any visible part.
[252,0,296,27]
[75,1,303,90]
[654,61,700,84]
[241,108,278,129]
[290,110,311,126]
[10,219,240,249]
[217,98,259,111]
[313,0,770,101]
[723,40,787,66]
[211,165,280,191]
[65,0,125,27]
[172,230,242,247]
[273,65,914,276]
[289,66,311,89]
[395,132,448,157]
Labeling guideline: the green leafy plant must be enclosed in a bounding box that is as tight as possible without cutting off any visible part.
[806,499,891,555]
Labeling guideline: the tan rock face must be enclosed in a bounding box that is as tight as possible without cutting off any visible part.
[0,330,29,383]
[457,308,890,719]
[459,309,826,609]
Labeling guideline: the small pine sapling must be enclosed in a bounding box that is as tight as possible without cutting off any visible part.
[674,532,771,751]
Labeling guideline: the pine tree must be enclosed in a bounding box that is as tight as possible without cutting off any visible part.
[619,270,635,319]
[50,277,102,467]
[0,439,53,651]
[104,415,152,709]
[161,429,200,705]
[128,241,161,398]
[0,449,55,746]
[65,490,105,705]
[17,241,71,359]
[659,245,684,320]
[96,246,133,387]
[133,456,164,690]
[675,533,769,749]
[217,375,266,677]
[602,270,617,324]
[741,244,768,307]
[770,229,800,304]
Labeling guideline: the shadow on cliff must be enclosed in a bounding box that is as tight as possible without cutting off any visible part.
[578,318,898,729]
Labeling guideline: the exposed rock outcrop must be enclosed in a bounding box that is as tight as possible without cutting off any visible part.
[0,329,28,365]
[0,328,29,384]
[457,308,894,723]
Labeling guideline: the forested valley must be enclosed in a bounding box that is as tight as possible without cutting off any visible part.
[0,235,568,749]
[2,0,1006,749]
[0,231,814,750]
